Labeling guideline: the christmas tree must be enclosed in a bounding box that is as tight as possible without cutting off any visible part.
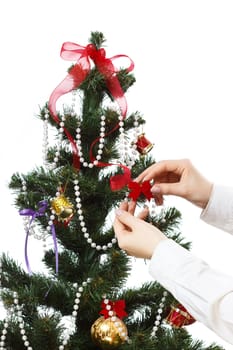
[0,32,224,349]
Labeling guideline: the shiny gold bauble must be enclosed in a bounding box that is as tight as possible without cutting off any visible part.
[50,194,74,222]
[91,316,128,349]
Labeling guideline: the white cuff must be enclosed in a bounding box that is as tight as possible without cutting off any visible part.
[201,184,233,233]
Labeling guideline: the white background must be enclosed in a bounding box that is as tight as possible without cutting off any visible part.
[1,1,233,348]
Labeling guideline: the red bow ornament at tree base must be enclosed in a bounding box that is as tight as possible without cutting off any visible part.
[99,299,128,319]
[166,303,196,328]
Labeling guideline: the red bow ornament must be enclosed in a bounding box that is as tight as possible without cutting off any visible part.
[100,299,128,319]
[127,180,153,201]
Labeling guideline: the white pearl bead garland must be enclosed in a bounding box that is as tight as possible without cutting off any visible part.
[0,307,13,350]
[0,269,91,349]
[75,115,106,168]
[118,114,140,169]
[149,198,157,217]
[42,109,49,168]
[73,179,117,250]
[0,291,33,350]
[151,290,168,338]
[58,278,92,350]
[42,108,65,170]
[42,89,142,171]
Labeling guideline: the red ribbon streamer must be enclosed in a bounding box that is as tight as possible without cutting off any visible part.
[48,41,134,170]
[100,299,128,319]
[110,166,132,191]
[127,180,153,201]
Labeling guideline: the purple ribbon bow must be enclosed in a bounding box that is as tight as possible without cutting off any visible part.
[19,200,58,275]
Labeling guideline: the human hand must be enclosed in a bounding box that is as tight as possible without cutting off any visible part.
[113,200,167,259]
[136,159,213,209]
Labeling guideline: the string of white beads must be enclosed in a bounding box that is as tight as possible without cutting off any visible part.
[58,277,92,350]
[42,109,49,168]
[73,179,117,250]
[102,296,129,343]
[118,114,140,169]
[42,90,142,173]
[45,187,62,256]
[42,109,65,170]
[0,308,11,350]
[130,113,140,168]
[70,90,77,118]
[14,292,33,350]
[149,198,157,217]
[0,258,7,350]
[76,115,106,168]
[0,272,91,349]
[21,179,33,237]
[151,290,168,338]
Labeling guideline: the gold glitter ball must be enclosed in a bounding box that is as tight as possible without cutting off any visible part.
[91,316,128,349]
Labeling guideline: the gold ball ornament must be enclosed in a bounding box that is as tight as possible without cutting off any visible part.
[50,194,74,223]
[91,316,128,349]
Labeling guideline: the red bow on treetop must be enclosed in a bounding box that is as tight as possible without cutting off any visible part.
[48,41,134,170]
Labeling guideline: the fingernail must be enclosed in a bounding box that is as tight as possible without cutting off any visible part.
[151,186,161,194]
[115,209,123,216]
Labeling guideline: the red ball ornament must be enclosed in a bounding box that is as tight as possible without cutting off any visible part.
[166,304,196,328]
[135,133,154,154]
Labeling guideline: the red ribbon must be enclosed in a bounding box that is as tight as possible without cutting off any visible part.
[127,180,153,201]
[48,41,134,170]
[110,166,132,191]
[100,299,128,319]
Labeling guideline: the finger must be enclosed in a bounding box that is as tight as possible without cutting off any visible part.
[119,201,129,211]
[151,182,182,197]
[128,200,137,215]
[137,205,149,220]
[154,194,164,206]
[135,163,158,182]
[149,184,164,204]
[113,216,127,236]
[137,160,181,183]
[113,202,129,234]
[115,209,140,230]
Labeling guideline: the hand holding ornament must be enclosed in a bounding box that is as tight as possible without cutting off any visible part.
[113,200,167,259]
[136,158,213,209]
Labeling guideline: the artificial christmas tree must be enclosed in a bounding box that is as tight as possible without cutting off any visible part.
[0,32,224,349]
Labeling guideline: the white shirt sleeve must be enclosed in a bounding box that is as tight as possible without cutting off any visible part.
[148,183,233,345]
[201,184,233,234]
